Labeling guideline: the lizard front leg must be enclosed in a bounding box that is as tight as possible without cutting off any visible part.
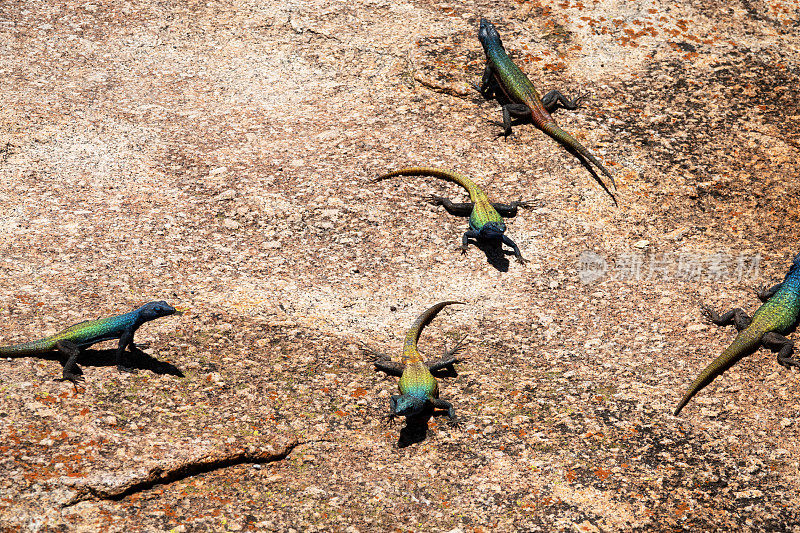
[384,395,402,422]
[500,104,532,137]
[541,90,586,113]
[754,283,782,302]
[461,229,480,255]
[115,329,138,373]
[501,234,526,264]
[430,398,459,425]
[701,305,751,331]
[475,63,497,99]
[491,201,534,218]
[425,195,473,217]
[762,332,799,368]
[55,340,84,384]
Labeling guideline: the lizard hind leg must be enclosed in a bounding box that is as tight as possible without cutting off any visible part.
[491,201,533,218]
[426,335,468,371]
[762,332,799,368]
[425,196,473,217]
[541,89,586,113]
[54,340,85,384]
[500,104,532,138]
[444,334,469,358]
[360,342,405,377]
[701,305,751,331]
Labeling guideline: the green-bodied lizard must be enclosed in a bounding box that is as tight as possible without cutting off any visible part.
[363,301,467,422]
[675,254,800,415]
[374,167,530,263]
[477,18,616,199]
[1,301,177,383]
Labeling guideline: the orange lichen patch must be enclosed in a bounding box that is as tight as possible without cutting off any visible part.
[544,62,567,72]
[351,387,368,398]
[674,502,690,517]
[594,467,612,480]
[565,469,577,482]
[35,394,57,404]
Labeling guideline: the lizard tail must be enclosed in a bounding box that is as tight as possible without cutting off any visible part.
[673,331,762,415]
[403,301,465,359]
[540,122,616,192]
[0,338,57,357]
[374,167,482,203]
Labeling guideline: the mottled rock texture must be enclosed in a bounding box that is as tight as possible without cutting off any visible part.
[1,0,800,531]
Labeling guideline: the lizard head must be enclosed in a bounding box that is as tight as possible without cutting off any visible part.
[479,221,507,240]
[390,394,426,417]
[478,18,502,49]
[137,301,178,320]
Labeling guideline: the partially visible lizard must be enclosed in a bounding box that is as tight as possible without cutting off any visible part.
[0,301,178,383]
[364,301,467,422]
[674,254,800,415]
[476,18,616,199]
[374,167,530,263]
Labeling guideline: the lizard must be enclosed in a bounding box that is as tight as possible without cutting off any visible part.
[374,167,529,263]
[364,301,467,423]
[0,301,178,383]
[476,18,616,200]
[674,254,800,415]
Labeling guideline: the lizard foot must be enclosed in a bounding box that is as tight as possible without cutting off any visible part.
[56,372,85,384]
[447,416,462,428]
[754,285,772,301]
[700,304,717,322]
[446,334,469,357]
[357,341,385,358]
[424,194,446,206]
[56,372,86,393]
[572,93,588,108]
[778,353,800,369]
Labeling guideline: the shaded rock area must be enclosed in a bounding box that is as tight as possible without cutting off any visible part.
[1,0,800,530]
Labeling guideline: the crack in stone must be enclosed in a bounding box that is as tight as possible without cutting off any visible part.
[61,438,329,507]
[413,72,472,98]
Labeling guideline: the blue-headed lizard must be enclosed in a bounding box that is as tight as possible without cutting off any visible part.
[374,167,530,263]
[1,301,178,383]
[363,301,467,423]
[675,254,800,415]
